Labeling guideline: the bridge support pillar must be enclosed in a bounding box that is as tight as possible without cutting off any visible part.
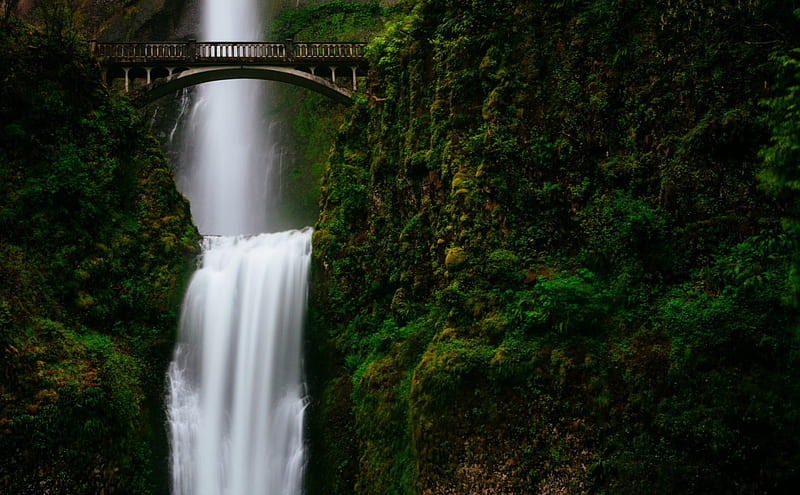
[123,67,130,92]
[309,66,316,75]
[350,66,358,90]
[145,67,152,85]
[330,66,337,84]
[285,38,294,59]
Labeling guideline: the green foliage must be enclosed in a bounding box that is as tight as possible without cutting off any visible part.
[272,0,388,41]
[32,0,85,49]
[579,191,672,274]
[510,268,612,335]
[265,1,390,229]
[760,46,800,301]
[1,13,197,493]
[267,86,346,229]
[309,0,800,493]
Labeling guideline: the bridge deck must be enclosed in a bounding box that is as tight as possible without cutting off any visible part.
[93,40,367,66]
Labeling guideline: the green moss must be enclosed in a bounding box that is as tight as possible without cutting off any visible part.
[309,0,800,493]
[443,246,467,270]
[0,16,197,493]
[271,0,389,41]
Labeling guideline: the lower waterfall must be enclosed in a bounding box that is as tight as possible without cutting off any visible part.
[167,230,311,495]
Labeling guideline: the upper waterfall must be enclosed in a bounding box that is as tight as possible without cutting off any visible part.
[177,0,274,235]
[203,0,264,41]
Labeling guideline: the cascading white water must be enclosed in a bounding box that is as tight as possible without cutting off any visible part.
[178,0,270,236]
[167,231,310,495]
[165,0,309,494]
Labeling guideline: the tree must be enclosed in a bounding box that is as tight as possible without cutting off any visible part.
[760,45,800,301]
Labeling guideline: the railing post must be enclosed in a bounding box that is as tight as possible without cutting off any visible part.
[285,38,294,61]
[188,39,196,62]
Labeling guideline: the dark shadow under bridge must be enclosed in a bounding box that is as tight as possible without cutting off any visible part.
[93,40,368,106]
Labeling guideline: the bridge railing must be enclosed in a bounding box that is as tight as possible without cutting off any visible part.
[93,40,367,64]
[94,42,190,60]
[293,42,365,59]
[196,42,286,61]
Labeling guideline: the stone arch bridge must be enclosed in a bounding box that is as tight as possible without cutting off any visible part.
[92,40,368,106]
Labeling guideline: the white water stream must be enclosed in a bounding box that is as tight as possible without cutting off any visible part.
[177,0,271,235]
[167,232,310,495]
[165,0,309,494]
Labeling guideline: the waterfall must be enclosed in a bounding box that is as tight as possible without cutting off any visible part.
[165,0,309,494]
[177,0,271,236]
[167,231,310,495]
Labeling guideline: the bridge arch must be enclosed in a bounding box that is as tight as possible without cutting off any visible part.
[93,40,367,107]
[135,65,354,106]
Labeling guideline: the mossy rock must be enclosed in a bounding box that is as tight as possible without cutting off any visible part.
[445,247,468,270]
[485,249,524,285]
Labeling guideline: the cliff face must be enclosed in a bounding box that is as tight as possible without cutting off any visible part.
[309,0,800,493]
[8,0,197,40]
[0,18,198,494]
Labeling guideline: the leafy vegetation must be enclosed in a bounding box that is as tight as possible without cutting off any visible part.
[0,10,197,494]
[263,0,394,230]
[272,0,389,41]
[309,0,800,493]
